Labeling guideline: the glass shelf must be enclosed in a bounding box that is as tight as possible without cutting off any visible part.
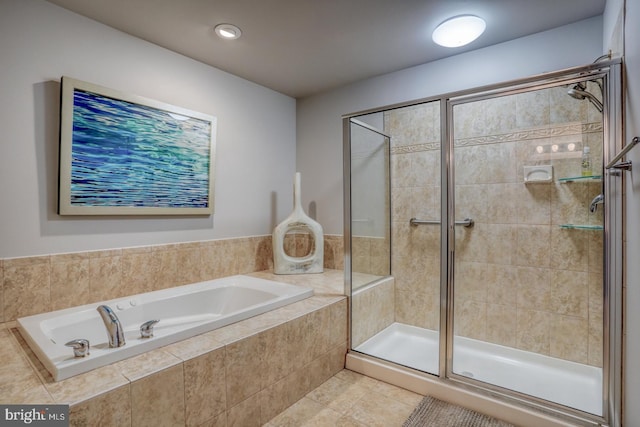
[558,175,602,183]
[559,224,604,230]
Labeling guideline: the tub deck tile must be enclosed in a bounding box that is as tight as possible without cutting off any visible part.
[114,348,183,382]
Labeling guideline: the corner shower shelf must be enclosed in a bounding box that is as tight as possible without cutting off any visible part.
[559,224,604,230]
[558,175,602,183]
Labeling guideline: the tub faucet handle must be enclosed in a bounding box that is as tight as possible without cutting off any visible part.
[140,320,160,338]
[65,339,90,357]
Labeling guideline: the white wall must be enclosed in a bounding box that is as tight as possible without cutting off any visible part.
[297,16,604,235]
[0,0,297,258]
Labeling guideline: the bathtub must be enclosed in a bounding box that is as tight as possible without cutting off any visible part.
[17,275,313,381]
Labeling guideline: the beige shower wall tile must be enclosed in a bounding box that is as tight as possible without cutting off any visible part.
[550,269,588,317]
[3,256,50,320]
[484,183,518,224]
[392,186,438,223]
[50,252,91,311]
[516,183,551,225]
[549,314,588,364]
[486,263,518,306]
[515,225,551,268]
[516,266,551,311]
[550,86,589,125]
[551,182,590,226]
[455,184,489,224]
[550,227,589,271]
[454,261,488,302]
[516,89,550,129]
[395,288,439,330]
[352,279,394,347]
[184,348,226,426]
[130,364,185,427]
[454,142,517,185]
[392,220,440,260]
[588,232,604,273]
[454,299,486,340]
[69,385,131,427]
[484,94,517,136]
[455,223,516,265]
[486,303,517,347]
[588,299,604,367]
[516,309,550,355]
[393,255,439,294]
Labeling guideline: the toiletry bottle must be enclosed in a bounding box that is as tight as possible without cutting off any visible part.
[581,146,592,176]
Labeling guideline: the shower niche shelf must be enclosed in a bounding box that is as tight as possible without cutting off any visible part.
[559,224,604,230]
[558,175,602,183]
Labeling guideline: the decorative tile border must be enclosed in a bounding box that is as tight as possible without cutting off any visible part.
[390,122,603,155]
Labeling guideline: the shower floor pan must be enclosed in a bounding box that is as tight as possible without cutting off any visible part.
[355,322,602,416]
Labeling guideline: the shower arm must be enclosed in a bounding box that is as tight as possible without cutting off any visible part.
[410,218,474,228]
[605,136,639,171]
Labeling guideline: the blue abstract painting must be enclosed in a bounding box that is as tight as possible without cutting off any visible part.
[67,88,213,211]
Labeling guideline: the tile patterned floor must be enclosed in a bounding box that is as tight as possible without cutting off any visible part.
[265,369,423,427]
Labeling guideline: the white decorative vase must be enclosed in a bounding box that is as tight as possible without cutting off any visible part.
[272,172,324,274]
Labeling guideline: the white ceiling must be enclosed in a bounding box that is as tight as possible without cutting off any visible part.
[45,0,606,99]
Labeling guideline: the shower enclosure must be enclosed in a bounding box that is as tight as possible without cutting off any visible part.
[343,60,622,426]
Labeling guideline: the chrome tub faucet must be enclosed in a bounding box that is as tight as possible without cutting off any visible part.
[97,305,126,348]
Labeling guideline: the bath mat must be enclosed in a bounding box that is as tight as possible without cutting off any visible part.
[403,396,515,427]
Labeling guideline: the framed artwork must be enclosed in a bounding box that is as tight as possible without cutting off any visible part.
[58,76,216,215]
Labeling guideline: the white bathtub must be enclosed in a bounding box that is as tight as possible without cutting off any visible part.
[17,275,313,381]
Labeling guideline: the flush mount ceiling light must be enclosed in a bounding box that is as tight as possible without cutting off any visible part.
[432,15,486,48]
[214,23,242,40]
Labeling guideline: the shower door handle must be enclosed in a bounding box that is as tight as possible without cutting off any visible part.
[409,218,474,228]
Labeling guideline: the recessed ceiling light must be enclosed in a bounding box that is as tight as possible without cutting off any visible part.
[432,15,486,48]
[215,23,242,40]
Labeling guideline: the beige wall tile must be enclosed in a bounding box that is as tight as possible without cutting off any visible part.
[89,251,123,301]
[70,385,131,427]
[549,314,588,363]
[4,256,50,320]
[550,270,588,317]
[50,253,90,311]
[227,393,261,427]
[115,348,182,382]
[184,348,226,426]
[551,228,589,273]
[225,333,264,408]
[45,365,129,406]
[515,225,551,268]
[516,267,551,311]
[0,261,4,323]
[454,299,486,340]
[130,365,185,427]
[486,303,517,347]
[120,247,158,296]
[516,309,550,355]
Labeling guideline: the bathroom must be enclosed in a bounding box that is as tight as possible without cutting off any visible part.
[2,0,640,426]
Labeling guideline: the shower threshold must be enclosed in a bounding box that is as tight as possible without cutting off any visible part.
[354,322,602,416]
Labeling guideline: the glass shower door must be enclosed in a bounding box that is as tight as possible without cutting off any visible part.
[348,100,442,376]
[450,79,605,416]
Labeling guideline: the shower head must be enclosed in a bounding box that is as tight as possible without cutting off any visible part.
[567,84,603,113]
